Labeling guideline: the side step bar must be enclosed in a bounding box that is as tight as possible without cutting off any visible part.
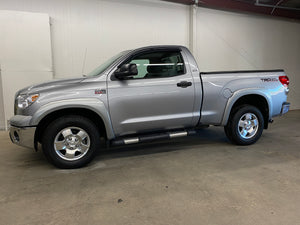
[111,130,197,146]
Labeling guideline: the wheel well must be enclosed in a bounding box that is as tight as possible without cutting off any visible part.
[35,108,107,143]
[231,94,269,129]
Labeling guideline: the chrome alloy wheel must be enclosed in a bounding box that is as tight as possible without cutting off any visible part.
[238,113,259,139]
[54,127,91,161]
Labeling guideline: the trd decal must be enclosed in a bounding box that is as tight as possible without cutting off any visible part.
[95,89,106,94]
[261,78,278,82]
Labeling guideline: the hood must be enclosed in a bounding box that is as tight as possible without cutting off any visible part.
[18,77,85,95]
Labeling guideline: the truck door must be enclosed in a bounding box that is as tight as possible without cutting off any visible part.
[107,49,195,136]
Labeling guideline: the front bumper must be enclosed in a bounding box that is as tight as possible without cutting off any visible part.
[9,126,36,149]
[9,115,36,149]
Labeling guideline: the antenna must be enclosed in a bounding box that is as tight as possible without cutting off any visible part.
[82,48,88,76]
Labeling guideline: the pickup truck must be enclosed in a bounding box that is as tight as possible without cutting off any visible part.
[9,45,290,168]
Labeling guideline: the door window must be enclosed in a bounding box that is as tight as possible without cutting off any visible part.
[128,51,185,79]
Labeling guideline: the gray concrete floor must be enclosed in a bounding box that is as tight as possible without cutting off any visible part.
[0,111,299,225]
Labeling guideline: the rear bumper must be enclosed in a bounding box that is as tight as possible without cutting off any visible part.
[280,102,290,115]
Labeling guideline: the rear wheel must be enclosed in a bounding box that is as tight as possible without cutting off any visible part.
[42,115,100,168]
[224,105,264,145]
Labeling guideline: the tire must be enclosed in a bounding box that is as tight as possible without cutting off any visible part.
[42,115,100,169]
[224,105,264,145]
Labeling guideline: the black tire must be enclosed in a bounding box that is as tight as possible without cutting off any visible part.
[224,105,264,145]
[42,115,100,169]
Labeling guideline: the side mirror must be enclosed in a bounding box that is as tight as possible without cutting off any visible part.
[114,63,138,79]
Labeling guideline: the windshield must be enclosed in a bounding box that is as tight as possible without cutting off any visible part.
[86,51,129,77]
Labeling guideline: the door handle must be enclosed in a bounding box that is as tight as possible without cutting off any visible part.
[177,81,192,88]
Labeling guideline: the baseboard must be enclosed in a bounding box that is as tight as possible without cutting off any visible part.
[0,125,8,131]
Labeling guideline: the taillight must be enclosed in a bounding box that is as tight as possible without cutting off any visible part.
[279,76,289,87]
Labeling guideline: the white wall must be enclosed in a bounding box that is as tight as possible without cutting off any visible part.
[195,7,300,109]
[0,10,53,129]
[0,0,190,78]
[0,70,5,129]
[0,0,299,122]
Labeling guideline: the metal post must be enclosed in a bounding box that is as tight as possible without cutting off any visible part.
[189,0,198,54]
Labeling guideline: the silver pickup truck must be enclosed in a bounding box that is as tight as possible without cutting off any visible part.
[9,45,290,168]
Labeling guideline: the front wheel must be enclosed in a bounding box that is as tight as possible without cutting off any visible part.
[224,105,264,145]
[42,115,100,168]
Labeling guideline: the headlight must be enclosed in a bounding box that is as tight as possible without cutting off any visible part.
[17,94,39,109]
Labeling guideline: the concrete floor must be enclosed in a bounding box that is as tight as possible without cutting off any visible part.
[0,111,299,225]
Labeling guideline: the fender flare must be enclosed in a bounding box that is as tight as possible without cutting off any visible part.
[221,88,272,126]
[30,98,115,139]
